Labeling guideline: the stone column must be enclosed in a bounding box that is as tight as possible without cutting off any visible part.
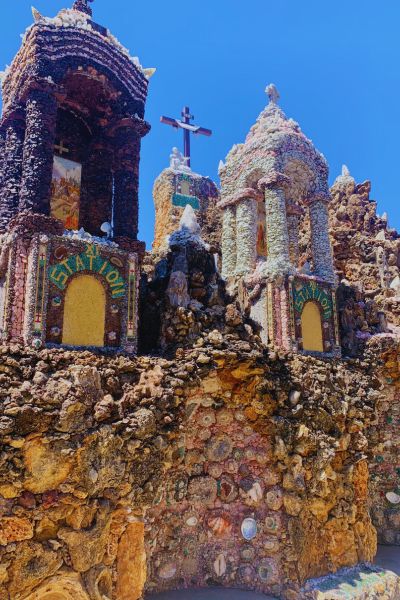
[80,141,113,236]
[235,198,257,276]
[113,127,140,239]
[0,114,25,232]
[286,203,302,269]
[221,205,237,279]
[19,88,58,214]
[260,174,291,277]
[309,196,335,282]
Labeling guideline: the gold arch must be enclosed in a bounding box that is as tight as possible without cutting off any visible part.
[301,300,324,352]
[62,274,105,347]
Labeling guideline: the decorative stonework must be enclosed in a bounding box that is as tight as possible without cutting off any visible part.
[152,151,220,254]
[220,85,338,355]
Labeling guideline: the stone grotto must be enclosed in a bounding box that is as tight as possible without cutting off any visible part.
[0,1,398,600]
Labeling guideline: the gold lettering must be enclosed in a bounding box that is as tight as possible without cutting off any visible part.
[85,244,99,258]
[98,261,108,275]
[60,258,73,274]
[50,267,68,287]
[106,270,120,284]
[75,256,85,271]
[88,255,95,271]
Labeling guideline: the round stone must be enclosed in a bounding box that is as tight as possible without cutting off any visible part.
[257,558,278,583]
[198,409,216,428]
[240,545,256,561]
[158,562,177,579]
[216,409,233,426]
[265,514,281,534]
[238,564,255,583]
[206,435,233,462]
[266,488,283,511]
[241,517,257,540]
[208,463,224,478]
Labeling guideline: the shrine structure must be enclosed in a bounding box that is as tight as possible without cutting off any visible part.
[219,85,340,355]
[0,3,399,600]
[0,0,152,351]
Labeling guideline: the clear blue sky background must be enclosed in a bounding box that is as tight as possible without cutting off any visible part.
[1,0,399,246]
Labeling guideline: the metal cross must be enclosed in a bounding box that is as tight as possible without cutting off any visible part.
[160,106,212,168]
[54,141,70,157]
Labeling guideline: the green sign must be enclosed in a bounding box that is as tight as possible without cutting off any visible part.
[293,280,332,320]
[49,244,126,299]
[172,193,200,210]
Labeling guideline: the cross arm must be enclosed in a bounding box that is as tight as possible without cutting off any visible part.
[160,116,180,128]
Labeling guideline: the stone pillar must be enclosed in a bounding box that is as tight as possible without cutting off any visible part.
[221,205,237,279]
[113,128,140,239]
[235,198,257,275]
[0,115,25,232]
[286,203,302,269]
[260,174,291,276]
[19,88,58,214]
[80,142,113,236]
[309,196,335,282]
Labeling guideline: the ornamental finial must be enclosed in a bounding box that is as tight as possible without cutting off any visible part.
[266,83,280,104]
[72,0,94,16]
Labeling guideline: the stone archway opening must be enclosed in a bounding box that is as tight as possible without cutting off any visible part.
[301,300,323,352]
[62,274,106,347]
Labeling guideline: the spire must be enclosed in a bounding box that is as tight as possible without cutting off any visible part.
[72,0,94,16]
[266,83,280,104]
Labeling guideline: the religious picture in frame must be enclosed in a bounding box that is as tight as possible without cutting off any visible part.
[50,156,82,230]
[257,199,268,257]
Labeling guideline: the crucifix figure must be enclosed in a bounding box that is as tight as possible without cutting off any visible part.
[160,106,212,168]
[54,141,70,157]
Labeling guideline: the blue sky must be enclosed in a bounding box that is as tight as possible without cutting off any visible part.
[1,0,399,246]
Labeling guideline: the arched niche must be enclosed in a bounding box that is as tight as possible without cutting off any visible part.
[301,300,324,352]
[62,274,106,347]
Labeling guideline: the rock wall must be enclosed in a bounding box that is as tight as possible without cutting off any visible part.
[368,336,400,545]
[0,325,384,599]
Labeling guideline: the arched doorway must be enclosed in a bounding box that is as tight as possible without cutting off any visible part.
[62,274,105,347]
[301,301,324,352]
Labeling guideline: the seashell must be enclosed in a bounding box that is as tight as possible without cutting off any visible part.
[158,562,177,580]
[186,516,198,527]
[266,489,283,511]
[248,481,263,503]
[386,492,400,504]
[208,515,231,537]
[219,475,238,503]
[241,517,257,541]
[213,553,226,577]
[54,246,68,260]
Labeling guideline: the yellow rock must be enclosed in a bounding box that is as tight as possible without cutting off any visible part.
[23,437,74,494]
[0,516,33,545]
[116,521,146,600]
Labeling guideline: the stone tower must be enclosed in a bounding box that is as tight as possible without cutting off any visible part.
[219,85,340,355]
[153,147,220,254]
[0,1,153,352]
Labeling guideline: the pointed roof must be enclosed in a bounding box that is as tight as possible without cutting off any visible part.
[245,83,303,143]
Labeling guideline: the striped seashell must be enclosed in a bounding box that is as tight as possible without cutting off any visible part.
[208,515,231,536]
